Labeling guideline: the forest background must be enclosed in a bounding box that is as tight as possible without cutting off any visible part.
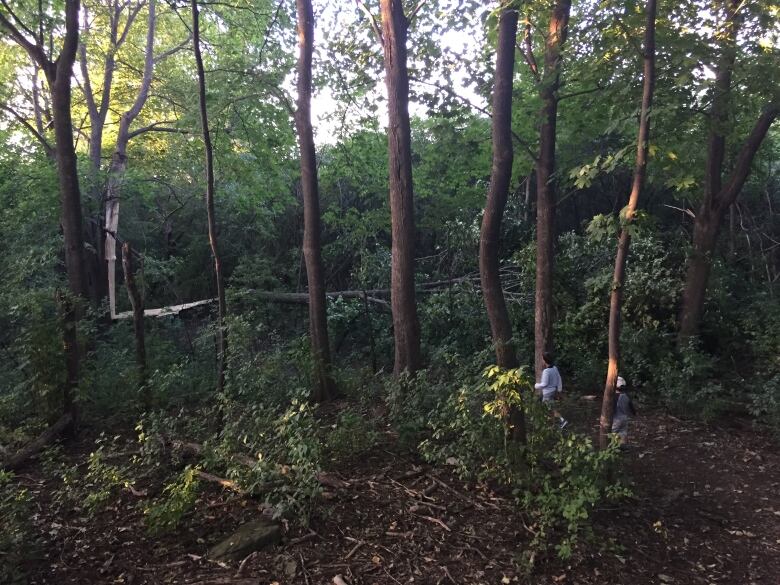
[0,0,778,581]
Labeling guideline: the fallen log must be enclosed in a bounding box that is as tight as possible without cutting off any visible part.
[112,276,478,320]
[1,414,73,471]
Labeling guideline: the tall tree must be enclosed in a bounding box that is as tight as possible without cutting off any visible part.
[295,0,335,401]
[379,0,421,376]
[533,0,571,377]
[599,0,657,448]
[103,0,160,318]
[191,0,227,391]
[0,0,86,426]
[678,0,778,341]
[479,5,525,441]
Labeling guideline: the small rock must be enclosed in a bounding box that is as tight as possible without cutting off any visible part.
[207,518,281,561]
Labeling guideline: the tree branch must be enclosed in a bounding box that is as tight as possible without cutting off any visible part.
[557,84,603,101]
[0,3,49,68]
[354,0,384,46]
[127,122,187,140]
[717,102,779,212]
[0,103,54,156]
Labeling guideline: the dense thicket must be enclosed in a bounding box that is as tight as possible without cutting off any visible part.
[0,0,777,573]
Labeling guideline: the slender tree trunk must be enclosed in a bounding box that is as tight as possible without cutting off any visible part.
[192,0,227,392]
[122,243,148,408]
[479,6,525,443]
[380,0,421,376]
[295,0,335,402]
[599,0,656,449]
[534,0,570,377]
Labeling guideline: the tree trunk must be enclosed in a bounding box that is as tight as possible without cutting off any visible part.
[479,6,524,443]
[104,0,157,318]
[599,0,656,449]
[192,0,228,392]
[122,243,148,408]
[295,0,336,402]
[380,0,421,377]
[534,0,570,378]
[50,2,87,426]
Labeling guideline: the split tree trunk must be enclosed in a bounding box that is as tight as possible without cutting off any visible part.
[192,0,228,392]
[380,0,421,377]
[104,0,157,318]
[678,0,778,341]
[479,6,525,442]
[295,0,336,402]
[534,0,571,377]
[122,243,148,408]
[599,0,657,448]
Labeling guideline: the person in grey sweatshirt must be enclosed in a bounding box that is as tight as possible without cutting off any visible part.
[612,376,637,446]
[534,352,568,429]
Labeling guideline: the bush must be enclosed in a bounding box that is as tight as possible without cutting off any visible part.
[325,409,379,460]
[419,366,628,563]
[0,471,35,584]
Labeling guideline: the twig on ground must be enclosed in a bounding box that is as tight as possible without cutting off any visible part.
[418,514,452,532]
[235,551,258,576]
[344,539,364,560]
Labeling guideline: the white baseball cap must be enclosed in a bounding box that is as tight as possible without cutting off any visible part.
[616,376,626,388]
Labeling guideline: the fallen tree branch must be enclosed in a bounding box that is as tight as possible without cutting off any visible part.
[1,414,73,471]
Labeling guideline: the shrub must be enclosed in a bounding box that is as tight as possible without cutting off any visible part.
[419,366,628,563]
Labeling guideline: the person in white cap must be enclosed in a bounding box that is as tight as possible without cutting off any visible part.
[611,376,636,448]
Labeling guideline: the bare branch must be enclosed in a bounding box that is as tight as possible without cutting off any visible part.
[0,103,54,156]
[127,121,187,140]
[355,0,384,46]
[154,34,192,63]
[557,84,603,101]
[408,0,427,22]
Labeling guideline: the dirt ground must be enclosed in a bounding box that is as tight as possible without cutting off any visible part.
[12,407,780,585]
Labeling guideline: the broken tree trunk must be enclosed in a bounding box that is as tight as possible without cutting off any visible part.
[122,242,148,408]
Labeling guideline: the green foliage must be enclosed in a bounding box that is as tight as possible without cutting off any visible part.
[325,409,379,460]
[419,367,628,562]
[144,466,201,536]
[0,471,35,584]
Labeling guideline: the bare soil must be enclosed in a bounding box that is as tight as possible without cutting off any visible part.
[13,407,780,585]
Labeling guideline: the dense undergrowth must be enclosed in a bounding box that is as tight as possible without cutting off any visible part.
[2,211,778,581]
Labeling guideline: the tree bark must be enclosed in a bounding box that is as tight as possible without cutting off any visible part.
[192,0,227,392]
[479,6,524,443]
[534,0,571,378]
[678,0,778,341]
[380,0,421,376]
[295,0,336,402]
[104,0,157,318]
[599,0,656,449]
[122,243,148,408]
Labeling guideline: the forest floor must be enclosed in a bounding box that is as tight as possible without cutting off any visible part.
[13,402,780,585]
